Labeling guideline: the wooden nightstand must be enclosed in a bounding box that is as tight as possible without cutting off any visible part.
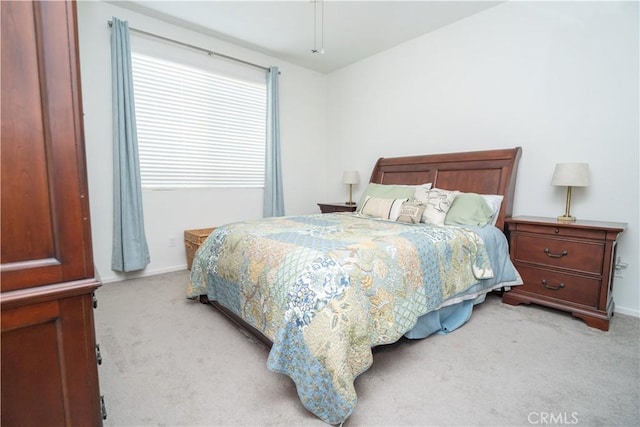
[317,202,357,214]
[503,216,625,330]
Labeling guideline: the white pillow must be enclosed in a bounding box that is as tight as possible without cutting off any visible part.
[356,183,430,210]
[414,188,459,225]
[481,194,504,226]
[360,196,407,220]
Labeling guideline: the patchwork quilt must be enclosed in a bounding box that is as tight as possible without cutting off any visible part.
[187,213,497,424]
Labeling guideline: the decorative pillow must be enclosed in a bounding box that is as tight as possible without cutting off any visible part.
[396,200,426,224]
[444,193,495,227]
[414,188,459,225]
[356,183,432,210]
[359,196,407,220]
[481,194,504,226]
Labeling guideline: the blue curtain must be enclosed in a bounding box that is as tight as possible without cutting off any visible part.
[111,17,150,272]
[263,66,285,217]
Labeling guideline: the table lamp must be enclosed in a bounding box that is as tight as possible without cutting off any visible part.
[551,163,589,222]
[343,171,360,205]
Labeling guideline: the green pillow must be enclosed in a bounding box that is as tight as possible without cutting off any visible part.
[356,183,417,211]
[444,193,494,227]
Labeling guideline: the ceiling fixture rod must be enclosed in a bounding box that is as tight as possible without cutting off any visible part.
[311,0,325,55]
[321,0,324,54]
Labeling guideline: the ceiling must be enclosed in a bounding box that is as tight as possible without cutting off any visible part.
[113,1,502,74]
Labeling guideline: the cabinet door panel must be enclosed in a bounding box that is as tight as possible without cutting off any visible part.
[1,305,67,426]
[1,292,102,427]
[0,1,55,264]
[1,1,93,291]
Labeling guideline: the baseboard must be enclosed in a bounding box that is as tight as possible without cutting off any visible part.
[614,305,640,318]
[98,264,188,284]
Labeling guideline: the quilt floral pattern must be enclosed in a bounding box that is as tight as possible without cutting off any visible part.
[187,213,493,424]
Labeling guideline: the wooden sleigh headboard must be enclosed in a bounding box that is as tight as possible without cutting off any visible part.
[369,147,522,231]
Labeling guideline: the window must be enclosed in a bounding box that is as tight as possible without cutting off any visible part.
[131,53,266,189]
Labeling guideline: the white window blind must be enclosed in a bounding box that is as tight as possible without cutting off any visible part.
[131,53,266,189]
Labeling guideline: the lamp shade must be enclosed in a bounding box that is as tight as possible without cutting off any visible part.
[342,171,360,185]
[551,163,589,187]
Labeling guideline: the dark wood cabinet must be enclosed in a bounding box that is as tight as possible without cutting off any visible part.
[502,216,625,331]
[318,202,357,213]
[1,1,104,425]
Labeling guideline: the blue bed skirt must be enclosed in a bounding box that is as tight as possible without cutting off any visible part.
[404,298,475,339]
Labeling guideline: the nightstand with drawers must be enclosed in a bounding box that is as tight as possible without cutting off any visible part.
[503,216,625,331]
[317,202,357,214]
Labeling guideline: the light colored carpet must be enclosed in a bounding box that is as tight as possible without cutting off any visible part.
[94,270,640,426]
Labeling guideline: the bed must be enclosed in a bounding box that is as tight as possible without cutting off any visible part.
[187,147,522,424]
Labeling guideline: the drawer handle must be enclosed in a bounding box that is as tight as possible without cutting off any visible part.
[544,248,568,258]
[542,279,565,290]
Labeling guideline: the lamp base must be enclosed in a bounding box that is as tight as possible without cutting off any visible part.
[345,201,356,206]
[557,215,576,222]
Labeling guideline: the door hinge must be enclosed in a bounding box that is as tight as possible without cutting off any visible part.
[100,395,107,420]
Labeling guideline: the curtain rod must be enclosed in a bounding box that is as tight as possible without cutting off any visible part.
[107,20,270,73]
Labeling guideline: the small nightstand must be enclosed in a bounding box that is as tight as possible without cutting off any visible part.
[503,216,625,331]
[317,202,357,214]
[184,227,217,270]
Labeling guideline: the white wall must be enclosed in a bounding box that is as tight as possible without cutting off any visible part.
[77,1,639,316]
[77,1,328,283]
[326,1,639,315]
